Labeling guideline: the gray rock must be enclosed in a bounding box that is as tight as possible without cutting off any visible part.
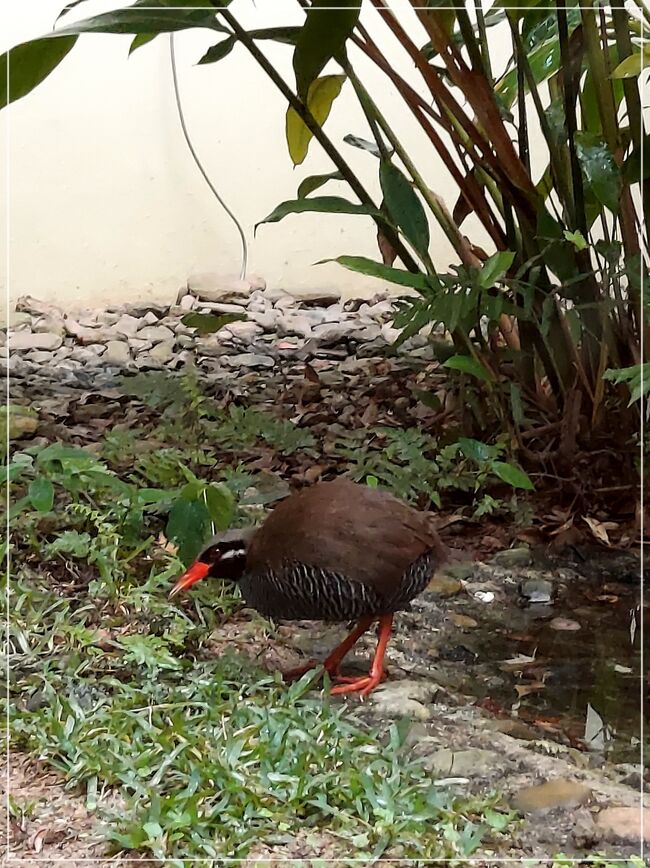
[15,295,62,318]
[147,341,175,365]
[179,294,196,310]
[104,341,131,367]
[198,301,248,315]
[286,287,341,306]
[113,313,141,337]
[248,310,278,331]
[423,747,497,777]
[381,323,402,344]
[188,272,251,302]
[228,352,275,369]
[138,325,174,344]
[27,350,56,364]
[520,578,554,604]
[9,311,33,329]
[10,332,63,351]
[69,346,105,363]
[122,301,168,318]
[370,680,438,721]
[277,314,313,339]
[129,338,153,352]
[197,337,227,357]
[493,547,533,568]
[32,315,65,336]
[64,319,117,345]
[351,324,382,342]
[141,311,160,326]
[312,321,358,344]
[221,321,262,342]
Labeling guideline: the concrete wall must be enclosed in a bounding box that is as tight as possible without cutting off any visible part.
[1,0,509,310]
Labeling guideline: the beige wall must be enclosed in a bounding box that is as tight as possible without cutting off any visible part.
[1,0,507,310]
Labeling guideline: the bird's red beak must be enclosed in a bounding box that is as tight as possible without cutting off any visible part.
[169,561,211,598]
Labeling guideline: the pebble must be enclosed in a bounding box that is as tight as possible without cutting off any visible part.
[10,332,63,351]
[138,325,174,344]
[104,341,131,367]
[6,285,444,377]
[520,578,554,604]
[595,806,650,842]
[493,547,533,568]
[424,748,497,777]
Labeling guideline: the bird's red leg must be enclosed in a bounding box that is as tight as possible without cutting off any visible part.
[282,616,374,682]
[330,614,393,697]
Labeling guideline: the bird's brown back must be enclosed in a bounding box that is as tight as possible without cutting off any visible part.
[246,478,444,599]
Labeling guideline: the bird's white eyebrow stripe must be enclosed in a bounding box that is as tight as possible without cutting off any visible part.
[220,547,246,561]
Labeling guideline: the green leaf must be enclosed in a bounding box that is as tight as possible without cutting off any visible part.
[491,461,534,490]
[443,355,493,382]
[128,33,158,55]
[496,39,560,108]
[293,0,359,99]
[563,229,588,251]
[181,312,245,335]
[255,197,382,232]
[575,134,621,214]
[198,36,236,64]
[379,160,430,260]
[477,251,515,288]
[318,256,432,292]
[611,45,650,78]
[28,478,54,513]
[457,438,494,463]
[286,74,346,166]
[0,36,78,109]
[204,484,235,531]
[297,171,344,198]
[166,497,211,565]
[54,7,226,38]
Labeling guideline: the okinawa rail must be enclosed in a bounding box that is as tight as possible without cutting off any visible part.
[169,478,445,696]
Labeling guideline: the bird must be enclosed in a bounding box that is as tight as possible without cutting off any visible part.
[169,478,445,696]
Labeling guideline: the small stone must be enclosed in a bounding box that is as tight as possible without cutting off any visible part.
[15,295,62,318]
[179,294,195,310]
[277,314,313,339]
[147,341,175,365]
[64,319,116,345]
[381,323,402,344]
[188,271,251,302]
[222,321,262,342]
[69,346,105,364]
[485,719,537,741]
[520,578,554,604]
[138,325,174,344]
[424,748,497,777]
[228,353,275,369]
[142,311,160,326]
[113,314,141,337]
[286,287,341,306]
[312,321,358,344]
[351,324,381,342]
[27,351,56,364]
[198,301,248,315]
[443,563,475,581]
[426,574,462,597]
[493,547,533,567]
[9,311,33,328]
[10,332,63,351]
[370,680,437,720]
[104,341,131,367]
[596,807,650,843]
[122,301,168,318]
[512,779,592,813]
[32,315,65,336]
[196,337,227,357]
[248,310,278,331]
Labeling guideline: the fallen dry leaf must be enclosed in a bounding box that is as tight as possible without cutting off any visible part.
[549,617,581,632]
[514,681,546,698]
[583,516,617,546]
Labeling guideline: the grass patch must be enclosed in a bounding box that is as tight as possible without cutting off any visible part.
[6,378,519,859]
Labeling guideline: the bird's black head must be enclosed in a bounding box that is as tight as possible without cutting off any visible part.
[168,528,253,598]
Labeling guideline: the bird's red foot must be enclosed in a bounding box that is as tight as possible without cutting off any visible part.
[330,672,385,697]
[331,671,387,686]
